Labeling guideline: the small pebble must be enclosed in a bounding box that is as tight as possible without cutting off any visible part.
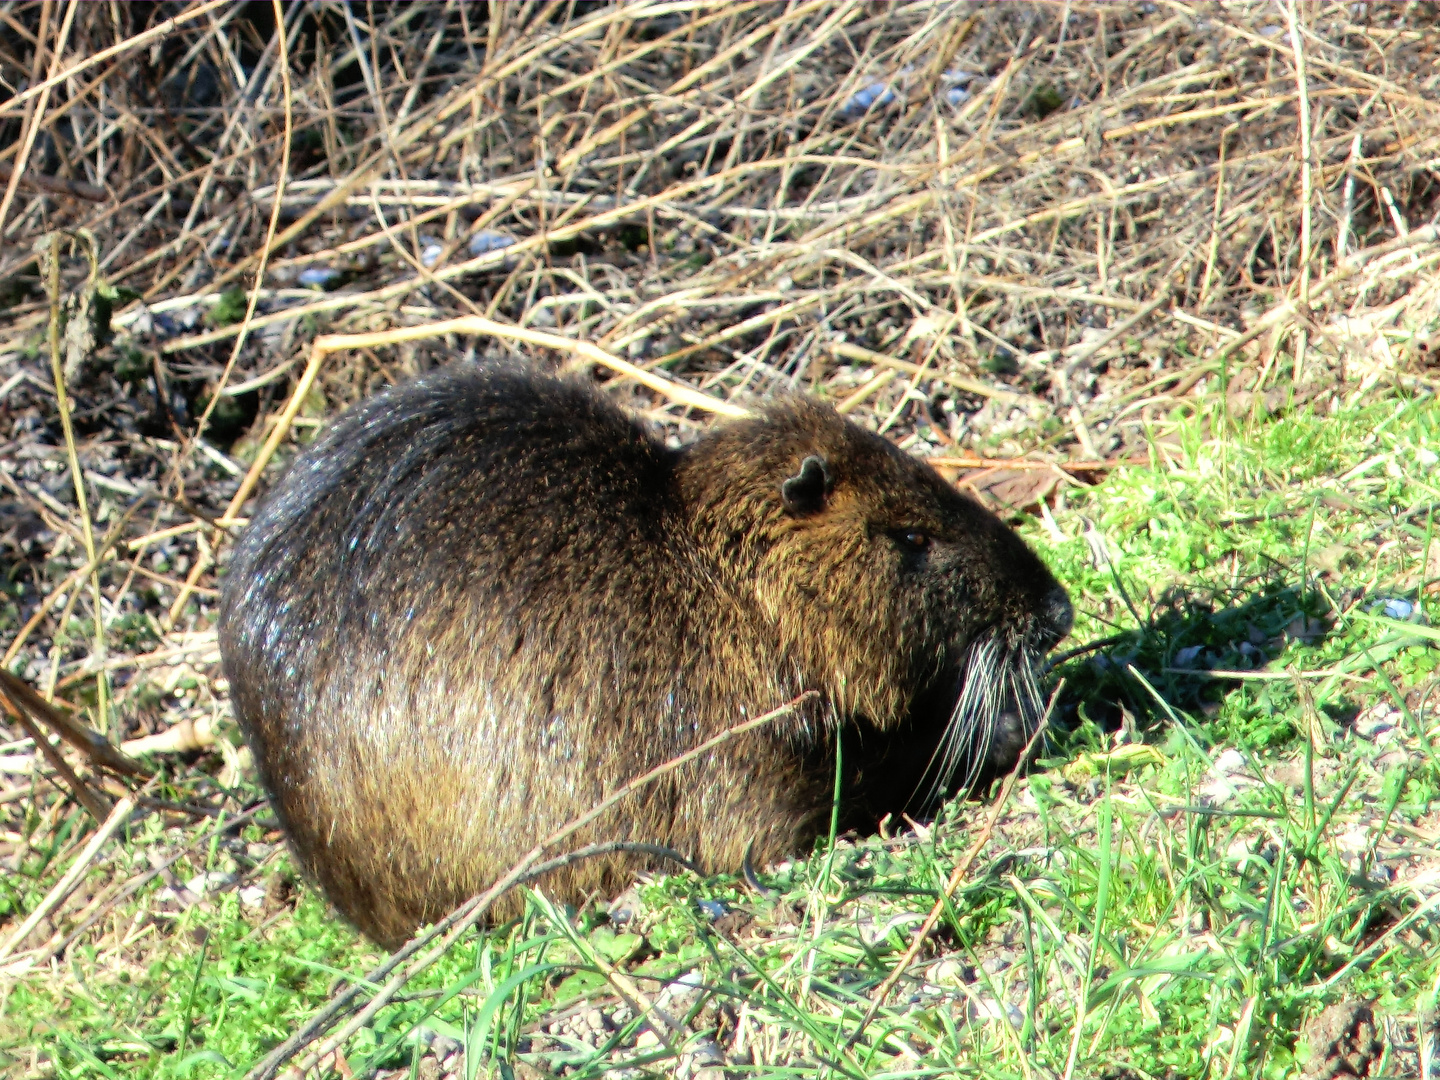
[1354,703,1400,740]
[929,958,967,986]
[967,997,1024,1027]
[1211,748,1247,777]
[1173,645,1205,669]
[845,82,895,115]
[608,886,643,925]
[1335,826,1369,856]
[980,954,1012,975]
[1199,776,1237,808]
[429,1035,461,1061]
[238,884,266,907]
[469,230,516,256]
[1380,597,1415,620]
[298,266,342,289]
[184,870,236,896]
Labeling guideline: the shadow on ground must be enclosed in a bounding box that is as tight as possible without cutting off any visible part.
[1049,578,1353,750]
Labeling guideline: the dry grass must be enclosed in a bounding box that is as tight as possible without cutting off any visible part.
[2,2,1440,1077]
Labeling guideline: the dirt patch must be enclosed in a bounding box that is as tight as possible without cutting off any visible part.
[1303,1001,1382,1080]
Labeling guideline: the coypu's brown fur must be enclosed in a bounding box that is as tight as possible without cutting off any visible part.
[219,363,1071,947]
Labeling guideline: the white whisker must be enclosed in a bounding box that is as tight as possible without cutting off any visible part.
[911,627,1054,811]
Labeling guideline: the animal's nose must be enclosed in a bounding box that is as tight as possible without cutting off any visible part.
[1042,586,1074,642]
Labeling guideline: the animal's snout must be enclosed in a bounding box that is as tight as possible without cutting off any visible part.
[1041,586,1074,643]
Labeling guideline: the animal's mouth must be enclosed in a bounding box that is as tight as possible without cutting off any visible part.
[911,625,1055,808]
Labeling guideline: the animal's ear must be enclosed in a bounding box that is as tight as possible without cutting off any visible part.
[781,455,832,516]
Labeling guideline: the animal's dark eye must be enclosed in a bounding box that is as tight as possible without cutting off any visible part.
[897,530,931,553]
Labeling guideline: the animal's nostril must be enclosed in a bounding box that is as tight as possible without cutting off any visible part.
[1044,587,1074,640]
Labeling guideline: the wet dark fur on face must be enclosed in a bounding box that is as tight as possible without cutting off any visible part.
[219,363,1072,947]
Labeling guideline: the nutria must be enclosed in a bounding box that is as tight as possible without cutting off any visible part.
[218,362,1071,947]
